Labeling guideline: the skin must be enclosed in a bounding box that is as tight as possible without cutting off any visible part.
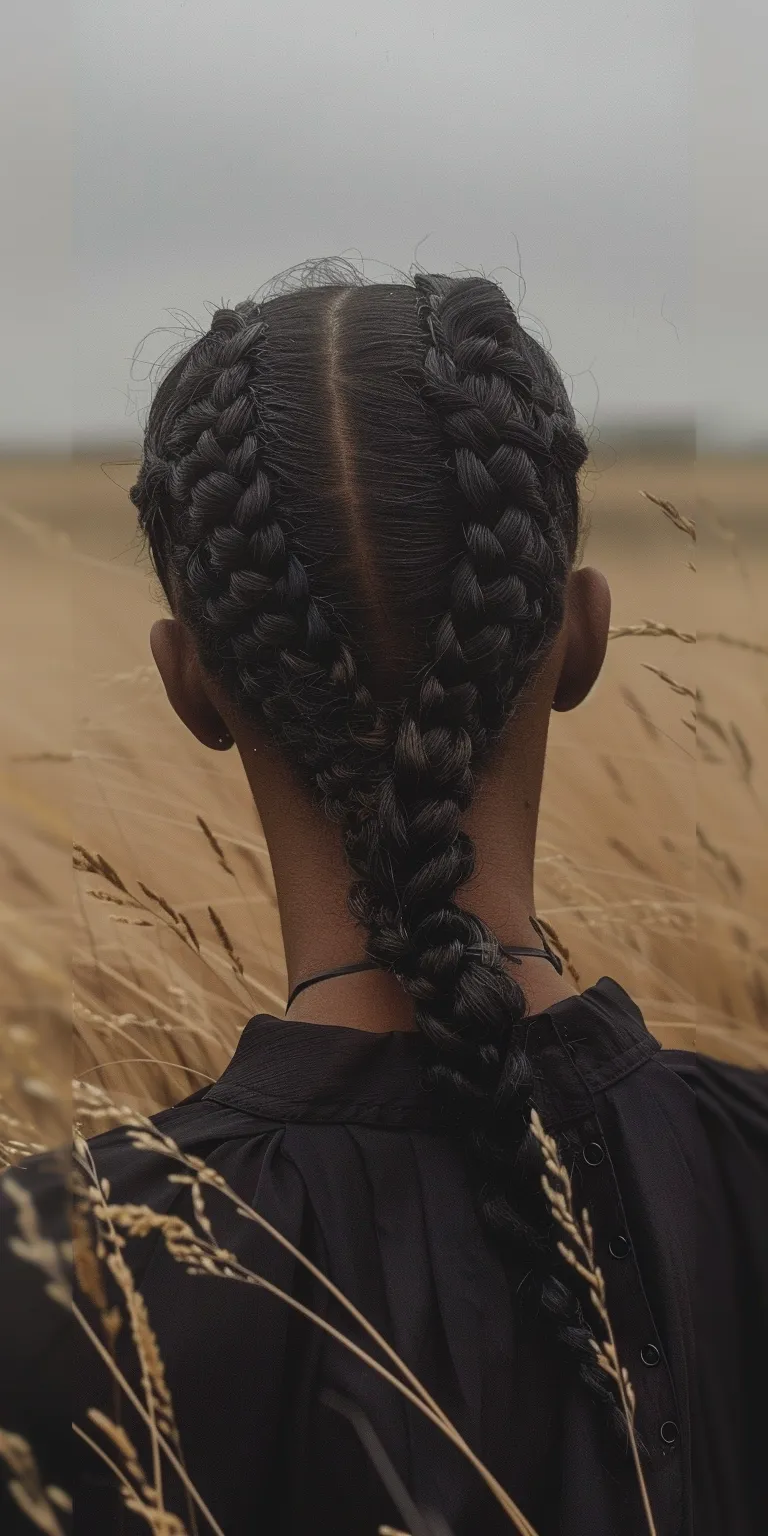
[150,566,611,1033]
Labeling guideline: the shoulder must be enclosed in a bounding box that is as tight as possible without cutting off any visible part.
[604,1043,768,1163]
[656,1049,768,1152]
[602,1048,768,1288]
[81,1102,391,1258]
[658,1049,768,1205]
[84,1099,282,1191]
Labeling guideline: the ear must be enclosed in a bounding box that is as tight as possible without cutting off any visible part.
[552,567,611,713]
[150,618,234,750]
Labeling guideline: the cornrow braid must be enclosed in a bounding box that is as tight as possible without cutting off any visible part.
[132,270,614,1419]
[131,302,389,817]
[414,274,582,734]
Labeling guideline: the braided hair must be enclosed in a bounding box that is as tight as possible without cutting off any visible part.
[131,264,614,1412]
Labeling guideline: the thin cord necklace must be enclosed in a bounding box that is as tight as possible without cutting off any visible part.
[286,915,563,1010]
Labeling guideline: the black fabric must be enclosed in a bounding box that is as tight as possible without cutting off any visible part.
[3,980,767,1535]
[0,1150,73,1533]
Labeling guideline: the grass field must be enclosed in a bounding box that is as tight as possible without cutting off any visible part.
[1,450,766,1159]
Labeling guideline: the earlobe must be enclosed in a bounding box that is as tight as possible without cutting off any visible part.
[150,619,234,750]
[552,568,611,714]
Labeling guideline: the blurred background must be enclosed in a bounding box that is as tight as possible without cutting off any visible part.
[1,2,766,1159]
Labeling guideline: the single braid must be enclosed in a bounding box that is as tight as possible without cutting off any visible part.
[133,275,615,1418]
[347,276,614,1412]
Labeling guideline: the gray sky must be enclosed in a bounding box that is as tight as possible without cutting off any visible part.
[2,1,765,449]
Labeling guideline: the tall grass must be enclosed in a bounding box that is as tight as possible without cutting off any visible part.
[2,454,767,1155]
[1,453,766,1530]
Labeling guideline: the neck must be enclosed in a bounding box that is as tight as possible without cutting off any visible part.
[243,710,577,1032]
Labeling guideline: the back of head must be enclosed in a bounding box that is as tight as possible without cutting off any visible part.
[131,263,613,1410]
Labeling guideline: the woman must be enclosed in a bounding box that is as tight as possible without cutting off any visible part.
[71,267,766,1535]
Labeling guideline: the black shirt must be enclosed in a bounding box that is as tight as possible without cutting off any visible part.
[5,979,767,1535]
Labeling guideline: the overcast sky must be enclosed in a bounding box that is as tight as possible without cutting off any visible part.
[2,1,765,448]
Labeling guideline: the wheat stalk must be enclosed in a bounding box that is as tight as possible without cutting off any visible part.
[609,620,696,644]
[74,1305,224,1536]
[639,490,695,540]
[529,1109,657,1536]
[77,1414,191,1536]
[0,1429,71,1536]
[206,905,246,980]
[534,917,581,986]
[196,817,234,877]
[642,665,696,700]
[2,1173,72,1308]
[76,1138,205,1536]
[699,630,768,657]
[75,845,262,1008]
[71,1145,211,1535]
[74,1126,541,1536]
[696,825,743,892]
[111,1205,539,1534]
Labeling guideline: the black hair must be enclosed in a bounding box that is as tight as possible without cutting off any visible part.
[131,261,614,1413]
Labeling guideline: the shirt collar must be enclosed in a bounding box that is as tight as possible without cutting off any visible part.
[205,977,659,1131]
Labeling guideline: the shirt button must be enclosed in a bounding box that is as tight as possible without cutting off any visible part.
[660,1420,679,1446]
[582,1141,605,1166]
[641,1343,660,1367]
[608,1234,630,1259]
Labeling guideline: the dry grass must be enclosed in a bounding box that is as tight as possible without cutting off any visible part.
[71,1117,540,1535]
[530,1108,657,1536]
[0,451,766,1152]
[1,449,766,1532]
[0,1428,72,1535]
